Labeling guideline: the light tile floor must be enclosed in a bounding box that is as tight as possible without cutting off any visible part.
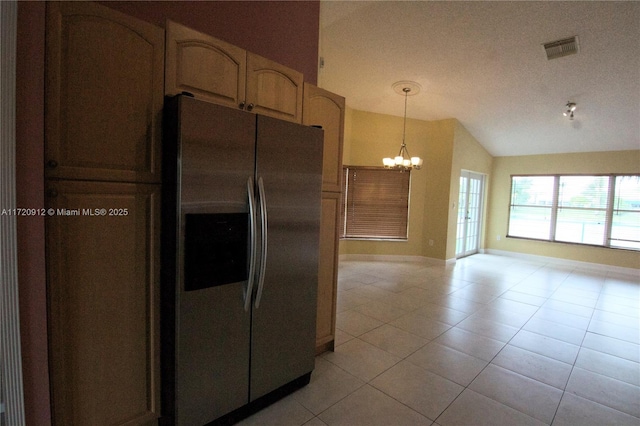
[240,254,640,425]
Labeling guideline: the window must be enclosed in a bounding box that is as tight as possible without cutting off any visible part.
[341,166,410,240]
[508,174,640,250]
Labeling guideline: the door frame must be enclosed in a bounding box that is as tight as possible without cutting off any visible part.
[455,170,486,259]
[0,1,26,424]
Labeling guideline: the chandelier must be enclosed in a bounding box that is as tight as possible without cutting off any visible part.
[383,81,423,170]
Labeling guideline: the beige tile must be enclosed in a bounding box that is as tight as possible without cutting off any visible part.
[335,290,373,313]
[346,285,396,302]
[566,367,640,418]
[321,338,400,382]
[437,389,547,426]
[359,324,428,358]
[318,385,432,426]
[384,292,434,311]
[532,307,591,329]
[492,345,572,389]
[582,332,640,363]
[237,394,314,426]
[553,393,640,426]
[509,282,556,298]
[430,295,486,314]
[407,342,488,386]
[550,291,599,308]
[595,298,640,318]
[486,297,539,316]
[333,328,354,347]
[434,327,506,361]
[352,300,408,323]
[449,285,501,304]
[602,277,640,299]
[337,278,367,291]
[598,293,640,310]
[541,299,594,318]
[412,303,470,325]
[575,347,640,386]
[468,364,562,424]
[292,357,364,415]
[303,417,328,426]
[509,330,580,364]
[469,306,533,328]
[523,317,586,345]
[588,319,640,344]
[371,279,416,293]
[370,360,464,421]
[591,309,640,329]
[499,290,547,307]
[335,310,383,337]
[552,286,600,302]
[456,316,519,343]
[390,313,451,340]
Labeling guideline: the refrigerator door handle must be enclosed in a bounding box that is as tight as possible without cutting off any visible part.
[244,176,258,312]
[254,176,268,308]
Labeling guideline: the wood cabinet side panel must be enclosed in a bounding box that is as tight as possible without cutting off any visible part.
[316,192,341,351]
[303,83,345,193]
[46,181,161,426]
[45,2,164,183]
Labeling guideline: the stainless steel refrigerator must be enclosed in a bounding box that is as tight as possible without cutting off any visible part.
[161,95,323,425]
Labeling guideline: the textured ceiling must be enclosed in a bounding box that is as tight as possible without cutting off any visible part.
[318,1,640,157]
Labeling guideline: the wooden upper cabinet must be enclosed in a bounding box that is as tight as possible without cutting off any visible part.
[303,84,345,193]
[246,53,303,124]
[45,1,164,183]
[165,20,246,109]
[165,20,304,123]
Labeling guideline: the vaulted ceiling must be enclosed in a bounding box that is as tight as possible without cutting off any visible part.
[318,1,640,157]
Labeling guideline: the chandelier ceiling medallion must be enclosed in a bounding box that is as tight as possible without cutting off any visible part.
[383,81,423,171]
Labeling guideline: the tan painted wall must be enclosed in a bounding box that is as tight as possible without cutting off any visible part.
[447,121,494,259]
[340,109,489,261]
[486,150,640,269]
[340,109,430,257]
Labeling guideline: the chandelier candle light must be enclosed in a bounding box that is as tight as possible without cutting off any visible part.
[383,81,423,170]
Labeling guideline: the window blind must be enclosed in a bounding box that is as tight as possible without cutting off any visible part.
[341,167,410,240]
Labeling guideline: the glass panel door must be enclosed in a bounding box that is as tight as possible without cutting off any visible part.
[456,171,485,258]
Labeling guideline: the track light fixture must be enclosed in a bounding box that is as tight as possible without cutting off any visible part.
[563,102,576,120]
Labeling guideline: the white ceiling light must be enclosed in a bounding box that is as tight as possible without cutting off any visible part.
[383,81,423,171]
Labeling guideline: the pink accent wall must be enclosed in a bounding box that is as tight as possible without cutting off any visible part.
[100,1,320,84]
[15,2,319,425]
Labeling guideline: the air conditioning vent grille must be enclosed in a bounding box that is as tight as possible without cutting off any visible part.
[543,36,579,60]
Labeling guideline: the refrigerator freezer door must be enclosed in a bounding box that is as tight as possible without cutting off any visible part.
[250,115,324,401]
[174,98,256,425]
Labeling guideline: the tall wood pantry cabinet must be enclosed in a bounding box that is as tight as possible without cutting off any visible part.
[42,4,345,423]
[44,2,163,425]
[303,83,345,353]
[165,20,304,124]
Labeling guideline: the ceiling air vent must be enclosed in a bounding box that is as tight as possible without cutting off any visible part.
[543,36,579,60]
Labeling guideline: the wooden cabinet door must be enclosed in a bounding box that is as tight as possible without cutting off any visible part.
[46,180,160,426]
[165,20,246,109]
[246,53,303,123]
[316,192,341,353]
[303,84,345,193]
[45,1,164,183]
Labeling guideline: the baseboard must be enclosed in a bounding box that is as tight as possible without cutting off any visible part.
[339,254,446,265]
[486,249,639,277]
[339,251,639,278]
